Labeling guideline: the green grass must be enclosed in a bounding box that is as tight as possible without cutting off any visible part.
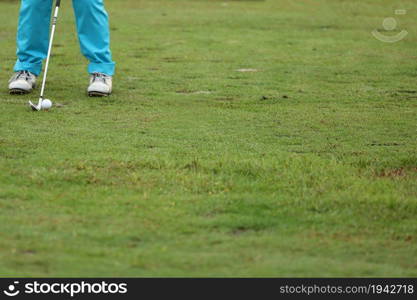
[0,0,416,277]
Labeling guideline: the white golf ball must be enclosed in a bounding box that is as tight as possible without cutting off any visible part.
[41,99,53,110]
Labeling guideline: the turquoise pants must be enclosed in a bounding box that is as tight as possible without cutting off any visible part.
[14,0,115,76]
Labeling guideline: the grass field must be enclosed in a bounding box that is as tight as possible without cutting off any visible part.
[0,0,416,277]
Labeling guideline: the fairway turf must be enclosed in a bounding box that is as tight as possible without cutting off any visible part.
[0,0,416,277]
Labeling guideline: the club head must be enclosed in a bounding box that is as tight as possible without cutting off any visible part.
[28,101,40,111]
[28,99,42,111]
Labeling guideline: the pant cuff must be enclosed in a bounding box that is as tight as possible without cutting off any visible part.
[14,60,42,76]
[88,62,116,76]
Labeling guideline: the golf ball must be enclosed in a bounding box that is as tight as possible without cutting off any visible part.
[41,99,53,110]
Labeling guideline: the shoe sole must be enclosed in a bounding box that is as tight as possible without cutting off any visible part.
[88,91,110,97]
[9,89,32,95]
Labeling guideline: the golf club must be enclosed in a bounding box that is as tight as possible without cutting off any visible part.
[29,0,61,111]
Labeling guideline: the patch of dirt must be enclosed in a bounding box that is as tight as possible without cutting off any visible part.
[176,90,212,95]
[375,167,417,178]
[231,227,251,236]
[162,57,182,63]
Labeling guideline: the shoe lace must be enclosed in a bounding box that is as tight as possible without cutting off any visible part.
[92,72,108,84]
[15,71,32,81]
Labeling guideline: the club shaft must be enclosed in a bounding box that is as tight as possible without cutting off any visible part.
[39,3,60,100]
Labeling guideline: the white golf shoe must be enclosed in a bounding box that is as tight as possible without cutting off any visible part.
[8,71,37,94]
[88,72,112,97]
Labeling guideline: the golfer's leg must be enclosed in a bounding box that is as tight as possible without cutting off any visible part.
[14,0,53,76]
[72,0,115,76]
